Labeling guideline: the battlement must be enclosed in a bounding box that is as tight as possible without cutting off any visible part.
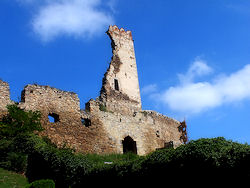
[107,25,133,41]
[0,80,9,87]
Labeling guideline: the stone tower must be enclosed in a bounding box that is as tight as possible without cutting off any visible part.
[100,25,142,115]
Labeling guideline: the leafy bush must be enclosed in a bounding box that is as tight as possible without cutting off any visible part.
[138,137,250,181]
[26,141,94,188]
[25,179,55,188]
[4,152,27,172]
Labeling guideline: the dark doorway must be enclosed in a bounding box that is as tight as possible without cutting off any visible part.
[114,79,119,91]
[122,136,137,154]
[48,113,59,123]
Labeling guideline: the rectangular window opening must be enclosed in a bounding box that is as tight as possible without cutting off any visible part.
[114,79,119,91]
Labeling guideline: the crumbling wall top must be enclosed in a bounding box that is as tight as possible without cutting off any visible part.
[107,25,133,41]
[19,84,80,114]
[0,80,9,86]
[21,84,79,101]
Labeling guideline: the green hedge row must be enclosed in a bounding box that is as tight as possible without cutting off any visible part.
[25,136,250,186]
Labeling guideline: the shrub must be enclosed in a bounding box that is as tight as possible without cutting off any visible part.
[0,138,28,172]
[5,152,27,172]
[138,137,250,181]
[25,179,55,188]
[26,142,93,188]
[0,139,12,163]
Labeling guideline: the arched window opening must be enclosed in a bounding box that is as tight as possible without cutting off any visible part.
[122,136,137,154]
[48,113,59,123]
[114,79,119,91]
[81,118,91,127]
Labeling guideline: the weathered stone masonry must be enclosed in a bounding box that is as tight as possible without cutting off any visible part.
[0,80,12,118]
[0,26,186,155]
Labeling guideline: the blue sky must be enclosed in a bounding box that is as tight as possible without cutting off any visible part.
[1,0,250,144]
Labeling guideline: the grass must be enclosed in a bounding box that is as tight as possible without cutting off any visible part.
[0,168,28,188]
[85,152,142,165]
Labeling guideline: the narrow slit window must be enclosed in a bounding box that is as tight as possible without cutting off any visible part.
[114,79,119,91]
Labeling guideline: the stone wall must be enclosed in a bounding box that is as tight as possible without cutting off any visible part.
[19,84,81,126]
[86,100,182,155]
[18,84,116,154]
[0,81,183,155]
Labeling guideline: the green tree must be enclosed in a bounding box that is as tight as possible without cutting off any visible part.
[0,104,43,138]
[0,104,43,172]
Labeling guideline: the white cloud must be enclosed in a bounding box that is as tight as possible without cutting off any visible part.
[162,82,222,113]
[218,64,250,102]
[157,59,250,114]
[19,0,114,42]
[178,58,213,84]
[141,84,158,95]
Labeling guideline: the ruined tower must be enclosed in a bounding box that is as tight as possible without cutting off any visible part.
[100,25,142,115]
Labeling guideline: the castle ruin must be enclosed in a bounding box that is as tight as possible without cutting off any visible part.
[0,25,187,155]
